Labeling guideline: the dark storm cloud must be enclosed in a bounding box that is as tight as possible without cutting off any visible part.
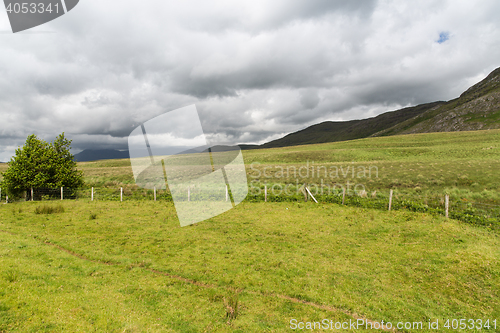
[0,0,500,160]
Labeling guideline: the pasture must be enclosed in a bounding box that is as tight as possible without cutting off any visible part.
[0,200,499,332]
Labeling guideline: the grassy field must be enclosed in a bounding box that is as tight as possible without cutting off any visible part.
[40,129,500,224]
[1,200,499,332]
[1,129,500,331]
[70,129,500,200]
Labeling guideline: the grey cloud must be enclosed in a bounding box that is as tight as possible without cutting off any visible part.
[183,0,377,33]
[0,0,500,157]
[300,89,320,109]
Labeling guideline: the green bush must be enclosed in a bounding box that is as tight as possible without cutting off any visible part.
[1,133,84,199]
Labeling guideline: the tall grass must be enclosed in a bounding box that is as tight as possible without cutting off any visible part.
[34,204,65,215]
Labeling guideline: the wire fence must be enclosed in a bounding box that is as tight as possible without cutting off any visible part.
[0,187,170,203]
[1,185,499,229]
[245,185,500,229]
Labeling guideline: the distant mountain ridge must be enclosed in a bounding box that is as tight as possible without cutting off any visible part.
[259,101,444,148]
[73,149,129,162]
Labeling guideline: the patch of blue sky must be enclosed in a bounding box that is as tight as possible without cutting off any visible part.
[437,31,450,44]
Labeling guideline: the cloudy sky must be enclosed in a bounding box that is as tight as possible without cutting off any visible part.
[1,0,500,161]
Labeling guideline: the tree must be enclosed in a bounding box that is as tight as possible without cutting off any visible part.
[1,133,84,199]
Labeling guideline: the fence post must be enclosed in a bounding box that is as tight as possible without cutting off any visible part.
[61,187,63,200]
[120,187,123,202]
[264,185,267,202]
[388,189,393,211]
[342,187,346,205]
[154,186,156,201]
[188,187,190,202]
[91,187,94,201]
[445,194,449,218]
[31,187,33,201]
[305,187,318,203]
[6,195,8,204]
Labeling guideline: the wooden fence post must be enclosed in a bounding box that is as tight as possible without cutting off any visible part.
[388,189,393,211]
[91,187,94,201]
[342,187,346,205]
[445,194,449,218]
[154,186,157,201]
[264,185,267,202]
[61,187,63,200]
[120,187,123,202]
[31,187,33,201]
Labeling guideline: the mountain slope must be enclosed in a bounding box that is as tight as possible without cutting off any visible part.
[260,101,444,148]
[373,67,500,136]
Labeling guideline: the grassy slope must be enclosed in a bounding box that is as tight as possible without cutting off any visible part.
[1,200,499,332]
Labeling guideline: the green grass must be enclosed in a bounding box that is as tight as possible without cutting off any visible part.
[0,200,499,332]
[34,204,65,215]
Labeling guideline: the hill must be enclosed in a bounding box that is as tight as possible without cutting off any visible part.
[260,101,443,148]
[260,66,500,148]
